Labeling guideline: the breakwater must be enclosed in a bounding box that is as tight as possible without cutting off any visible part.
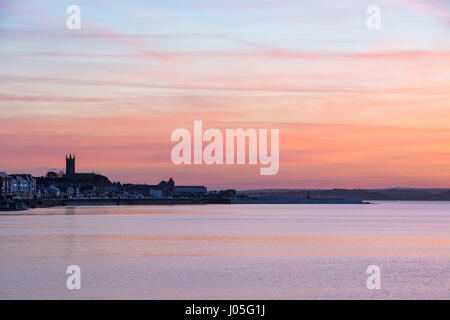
[1,197,231,211]
[1,197,366,212]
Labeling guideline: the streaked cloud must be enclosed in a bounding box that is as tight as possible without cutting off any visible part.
[0,0,449,188]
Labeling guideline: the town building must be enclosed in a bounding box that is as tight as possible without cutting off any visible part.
[33,154,207,200]
[66,153,75,176]
[0,172,12,197]
[174,186,207,198]
[9,174,36,199]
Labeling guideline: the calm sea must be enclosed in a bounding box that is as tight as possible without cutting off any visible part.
[0,202,449,299]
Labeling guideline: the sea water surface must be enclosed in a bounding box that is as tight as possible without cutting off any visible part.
[0,201,449,299]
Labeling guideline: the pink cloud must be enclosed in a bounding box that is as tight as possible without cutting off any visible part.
[0,94,111,103]
[387,0,450,25]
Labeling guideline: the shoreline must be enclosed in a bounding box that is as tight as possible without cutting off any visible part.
[0,197,369,212]
[0,198,221,211]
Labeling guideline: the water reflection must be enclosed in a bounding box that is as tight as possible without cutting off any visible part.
[1,201,449,299]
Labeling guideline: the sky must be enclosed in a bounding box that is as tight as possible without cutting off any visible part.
[0,0,449,189]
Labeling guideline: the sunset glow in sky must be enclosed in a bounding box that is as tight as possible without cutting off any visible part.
[1,0,450,189]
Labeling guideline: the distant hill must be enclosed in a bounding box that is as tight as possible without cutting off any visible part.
[239,188,450,201]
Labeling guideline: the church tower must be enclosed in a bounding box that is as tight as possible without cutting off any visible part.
[66,153,75,176]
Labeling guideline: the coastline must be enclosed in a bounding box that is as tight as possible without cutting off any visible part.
[0,197,368,212]
[0,198,221,211]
